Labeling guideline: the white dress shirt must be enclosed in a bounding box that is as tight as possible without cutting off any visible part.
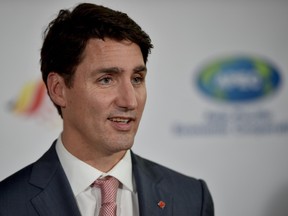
[55,136,139,216]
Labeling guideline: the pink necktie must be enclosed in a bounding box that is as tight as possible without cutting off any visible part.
[93,176,119,216]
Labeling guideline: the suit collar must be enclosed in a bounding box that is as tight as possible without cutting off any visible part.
[131,152,173,216]
[28,143,173,216]
[29,142,81,216]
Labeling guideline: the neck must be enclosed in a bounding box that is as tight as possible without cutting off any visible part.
[60,133,127,173]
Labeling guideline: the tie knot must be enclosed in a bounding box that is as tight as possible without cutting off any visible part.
[93,176,119,204]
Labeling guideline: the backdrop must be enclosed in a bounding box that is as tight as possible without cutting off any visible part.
[1,1,288,216]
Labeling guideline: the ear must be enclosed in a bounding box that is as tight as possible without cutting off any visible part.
[47,72,67,108]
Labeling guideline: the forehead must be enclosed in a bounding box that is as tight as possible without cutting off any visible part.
[74,38,146,79]
[82,38,144,65]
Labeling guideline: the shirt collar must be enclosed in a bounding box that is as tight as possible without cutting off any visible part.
[55,135,134,196]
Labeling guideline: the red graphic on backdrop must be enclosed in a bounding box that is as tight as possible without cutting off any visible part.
[9,79,60,125]
[12,80,46,115]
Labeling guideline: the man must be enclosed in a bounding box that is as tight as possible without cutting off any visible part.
[0,3,214,216]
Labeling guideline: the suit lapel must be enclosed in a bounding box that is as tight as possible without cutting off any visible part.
[29,143,81,216]
[28,144,173,216]
[132,152,173,216]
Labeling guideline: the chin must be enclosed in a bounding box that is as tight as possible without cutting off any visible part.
[113,138,134,151]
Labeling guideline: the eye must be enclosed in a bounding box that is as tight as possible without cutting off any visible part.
[98,76,113,85]
[132,74,145,85]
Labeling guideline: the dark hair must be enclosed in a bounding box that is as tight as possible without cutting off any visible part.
[40,3,153,116]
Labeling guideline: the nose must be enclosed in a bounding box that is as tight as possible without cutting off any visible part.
[116,80,137,110]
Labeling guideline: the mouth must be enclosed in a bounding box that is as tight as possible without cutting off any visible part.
[108,117,133,124]
[108,116,135,131]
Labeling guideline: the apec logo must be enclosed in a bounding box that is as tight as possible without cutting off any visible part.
[196,56,281,102]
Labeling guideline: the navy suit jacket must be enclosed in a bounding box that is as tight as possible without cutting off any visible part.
[0,142,214,216]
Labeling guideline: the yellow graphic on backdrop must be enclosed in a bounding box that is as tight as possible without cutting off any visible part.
[10,79,61,127]
[13,80,46,115]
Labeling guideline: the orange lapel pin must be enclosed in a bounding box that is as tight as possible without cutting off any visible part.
[157,201,166,209]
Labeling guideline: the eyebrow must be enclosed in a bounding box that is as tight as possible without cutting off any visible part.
[93,65,147,75]
[134,65,147,73]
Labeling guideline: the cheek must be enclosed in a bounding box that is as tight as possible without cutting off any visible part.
[66,93,86,115]
[86,90,114,114]
[66,88,93,114]
[137,89,147,110]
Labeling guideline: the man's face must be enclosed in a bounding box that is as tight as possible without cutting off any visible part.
[61,38,147,156]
